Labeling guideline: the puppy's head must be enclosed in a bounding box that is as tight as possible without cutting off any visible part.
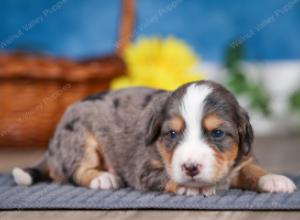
[146,80,253,187]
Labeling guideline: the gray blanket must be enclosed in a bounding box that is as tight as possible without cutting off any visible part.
[0,174,299,210]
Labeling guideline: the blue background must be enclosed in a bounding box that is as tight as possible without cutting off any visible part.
[0,0,299,61]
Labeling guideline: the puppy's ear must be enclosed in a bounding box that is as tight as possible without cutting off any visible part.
[238,108,254,155]
[145,110,164,146]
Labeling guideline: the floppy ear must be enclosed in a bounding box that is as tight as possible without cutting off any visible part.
[238,108,254,155]
[145,110,164,146]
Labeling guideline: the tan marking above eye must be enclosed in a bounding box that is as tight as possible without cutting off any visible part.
[203,114,224,131]
[168,115,185,132]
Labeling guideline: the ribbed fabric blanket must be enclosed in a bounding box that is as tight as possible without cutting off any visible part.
[0,174,299,210]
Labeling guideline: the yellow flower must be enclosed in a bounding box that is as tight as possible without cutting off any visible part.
[110,36,204,90]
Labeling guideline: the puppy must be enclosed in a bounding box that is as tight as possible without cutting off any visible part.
[12,80,296,196]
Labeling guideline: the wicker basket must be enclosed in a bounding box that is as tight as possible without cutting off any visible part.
[0,0,135,148]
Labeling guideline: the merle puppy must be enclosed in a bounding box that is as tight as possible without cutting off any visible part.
[13,80,296,196]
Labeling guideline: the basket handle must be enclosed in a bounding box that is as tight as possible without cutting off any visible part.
[116,0,135,55]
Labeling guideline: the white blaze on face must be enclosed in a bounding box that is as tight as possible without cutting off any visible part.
[171,84,215,186]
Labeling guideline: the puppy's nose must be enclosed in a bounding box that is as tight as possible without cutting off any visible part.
[182,163,202,177]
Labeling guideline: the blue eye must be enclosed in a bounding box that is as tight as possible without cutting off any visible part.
[169,130,177,140]
[211,129,225,139]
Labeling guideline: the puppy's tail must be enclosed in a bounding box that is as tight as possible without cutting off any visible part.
[12,155,50,186]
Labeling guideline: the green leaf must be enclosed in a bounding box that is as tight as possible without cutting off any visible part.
[223,40,271,116]
[226,72,249,95]
[248,84,271,116]
[289,89,300,113]
[224,43,244,72]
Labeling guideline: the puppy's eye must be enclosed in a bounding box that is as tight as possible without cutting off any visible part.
[168,130,177,140]
[211,129,225,139]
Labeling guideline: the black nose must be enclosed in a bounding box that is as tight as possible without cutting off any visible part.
[182,163,202,177]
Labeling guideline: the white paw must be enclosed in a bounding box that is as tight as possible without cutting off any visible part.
[258,174,297,193]
[201,186,216,197]
[89,172,119,190]
[12,167,33,186]
[176,186,199,196]
[176,186,216,197]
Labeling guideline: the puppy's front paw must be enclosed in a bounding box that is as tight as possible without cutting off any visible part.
[176,186,199,196]
[201,186,216,197]
[258,174,297,193]
[89,172,119,190]
[176,186,216,197]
